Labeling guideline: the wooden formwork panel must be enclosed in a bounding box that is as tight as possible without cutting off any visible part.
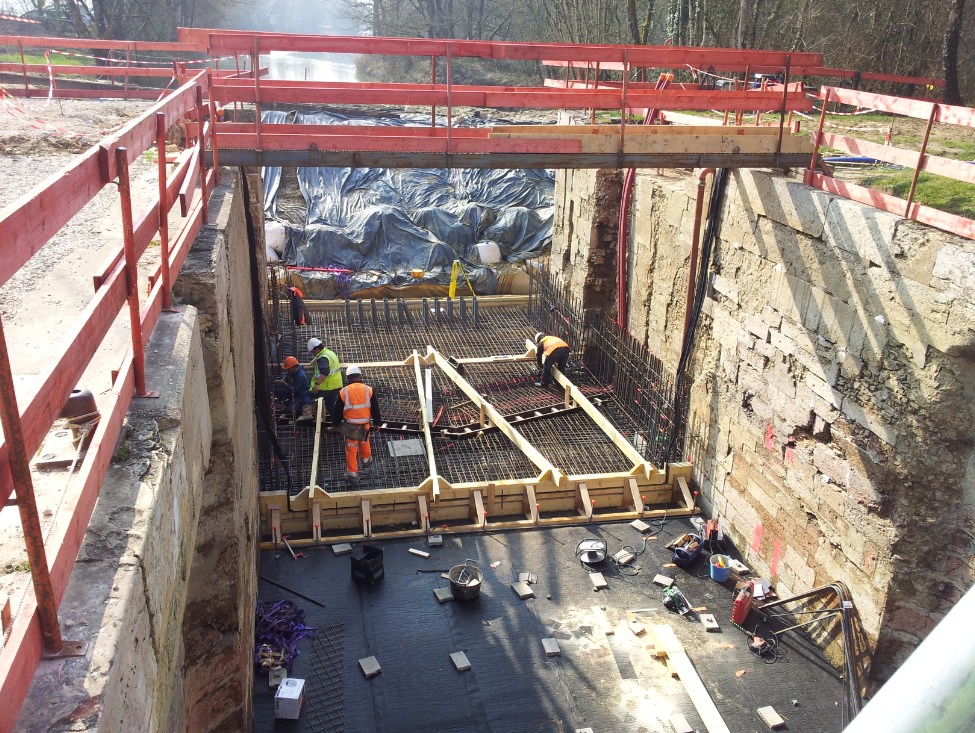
[259,468,695,548]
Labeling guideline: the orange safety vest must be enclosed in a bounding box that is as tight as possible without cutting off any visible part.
[340,382,373,424]
[540,335,569,356]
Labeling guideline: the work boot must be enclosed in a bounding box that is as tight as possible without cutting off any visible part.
[362,458,373,469]
[346,471,359,484]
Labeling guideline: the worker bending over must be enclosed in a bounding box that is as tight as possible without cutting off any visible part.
[275,356,312,420]
[534,332,570,388]
[339,365,382,482]
[307,337,343,427]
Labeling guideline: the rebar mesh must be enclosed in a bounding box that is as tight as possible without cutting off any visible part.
[259,266,685,499]
[304,624,345,732]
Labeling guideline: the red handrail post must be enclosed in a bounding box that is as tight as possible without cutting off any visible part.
[195,85,209,225]
[0,317,63,653]
[115,147,154,398]
[905,104,938,218]
[207,81,222,188]
[155,113,173,311]
[806,87,830,185]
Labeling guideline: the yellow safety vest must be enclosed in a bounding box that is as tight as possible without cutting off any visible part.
[311,347,342,391]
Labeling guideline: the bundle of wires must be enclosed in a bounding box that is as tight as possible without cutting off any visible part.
[254,600,318,671]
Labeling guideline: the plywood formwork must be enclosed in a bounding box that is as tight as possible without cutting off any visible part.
[259,297,698,547]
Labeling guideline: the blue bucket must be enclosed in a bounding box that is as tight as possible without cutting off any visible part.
[709,554,731,582]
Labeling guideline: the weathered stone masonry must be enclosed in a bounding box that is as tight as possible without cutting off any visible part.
[554,166,975,679]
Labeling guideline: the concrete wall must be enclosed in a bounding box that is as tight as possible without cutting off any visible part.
[553,167,975,679]
[18,172,259,731]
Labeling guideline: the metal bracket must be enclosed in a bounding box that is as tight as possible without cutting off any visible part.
[136,391,161,399]
[43,639,88,659]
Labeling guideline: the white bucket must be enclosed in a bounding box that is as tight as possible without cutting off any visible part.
[475,241,501,265]
[265,221,287,255]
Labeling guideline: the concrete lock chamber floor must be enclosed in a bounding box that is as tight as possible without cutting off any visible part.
[253,290,847,731]
[252,523,846,732]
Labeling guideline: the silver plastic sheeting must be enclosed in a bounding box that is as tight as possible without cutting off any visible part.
[262,109,554,295]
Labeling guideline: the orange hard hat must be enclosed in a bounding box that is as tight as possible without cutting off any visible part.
[282,356,299,369]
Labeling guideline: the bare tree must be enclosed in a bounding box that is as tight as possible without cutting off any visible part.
[943,0,966,104]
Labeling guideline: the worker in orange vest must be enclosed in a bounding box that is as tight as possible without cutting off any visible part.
[338,365,382,482]
[534,332,570,388]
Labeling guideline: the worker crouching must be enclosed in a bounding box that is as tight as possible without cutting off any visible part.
[533,332,569,388]
[339,365,382,483]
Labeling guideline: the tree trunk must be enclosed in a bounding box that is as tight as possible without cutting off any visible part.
[737,0,751,48]
[626,0,641,43]
[942,0,966,104]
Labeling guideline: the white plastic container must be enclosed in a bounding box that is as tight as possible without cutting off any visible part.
[265,221,287,255]
[475,241,502,265]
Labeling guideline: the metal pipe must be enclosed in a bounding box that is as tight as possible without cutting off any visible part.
[345,298,352,327]
[460,296,467,322]
[471,297,478,326]
[384,298,391,326]
[447,297,454,323]
[116,148,150,396]
[843,584,975,733]
[357,299,365,328]
[0,317,63,652]
[681,167,716,349]
[422,298,429,325]
[370,298,378,330]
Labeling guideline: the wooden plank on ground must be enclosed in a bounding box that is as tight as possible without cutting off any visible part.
[651,624,731,733]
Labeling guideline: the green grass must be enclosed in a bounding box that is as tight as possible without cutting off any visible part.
[858,170,975,218]
[0,52,83,65]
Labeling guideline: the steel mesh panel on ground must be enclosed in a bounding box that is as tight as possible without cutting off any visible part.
[514,410,633,475]
[303,624,346,732]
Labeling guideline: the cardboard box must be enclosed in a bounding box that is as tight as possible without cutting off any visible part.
[274,677,305,719]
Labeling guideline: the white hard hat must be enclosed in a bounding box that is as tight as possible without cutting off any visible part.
[307,337,322,352]
[346,364,362,377]
[534,332,545,343]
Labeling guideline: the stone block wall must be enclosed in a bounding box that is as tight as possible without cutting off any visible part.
[552,166,975,679]
[18,172,260,731]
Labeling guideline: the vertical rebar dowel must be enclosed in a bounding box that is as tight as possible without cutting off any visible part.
[384,298,391,326]
[422,298,429,325]
[460,296,467,322]
[434,297,441,325]
[472,297,479,326]
[447,297,454,323]
[397,298,405,324]
[371,299,378,330]
[345,298,352,328]
[357,299,365,329]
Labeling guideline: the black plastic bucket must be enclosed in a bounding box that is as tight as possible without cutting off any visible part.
[351,544,384,585]
[448,560,482,601]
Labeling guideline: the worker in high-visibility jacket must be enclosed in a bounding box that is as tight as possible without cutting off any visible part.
[533,332,570,388]
[338,365,382,481]
[307,337,343,428]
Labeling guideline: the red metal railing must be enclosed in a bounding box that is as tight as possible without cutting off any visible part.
[0,28,973,731]
[806,86,975,241]
[0,71,214,732]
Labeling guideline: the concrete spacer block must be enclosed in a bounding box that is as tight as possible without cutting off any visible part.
[434,587,455,604]
[653,574,674,588]
[332,543,353,556]
[757,705,786,729]
[542,638,561,656]
[700,613,720,632]
[427,534,443,547]
[450,651,471,671]
[511,581,534,599]
[590,572,609,590]
[358,656,381,678]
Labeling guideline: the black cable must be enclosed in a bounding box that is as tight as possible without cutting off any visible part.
[241,170,293,494]
[666,168,729,461]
